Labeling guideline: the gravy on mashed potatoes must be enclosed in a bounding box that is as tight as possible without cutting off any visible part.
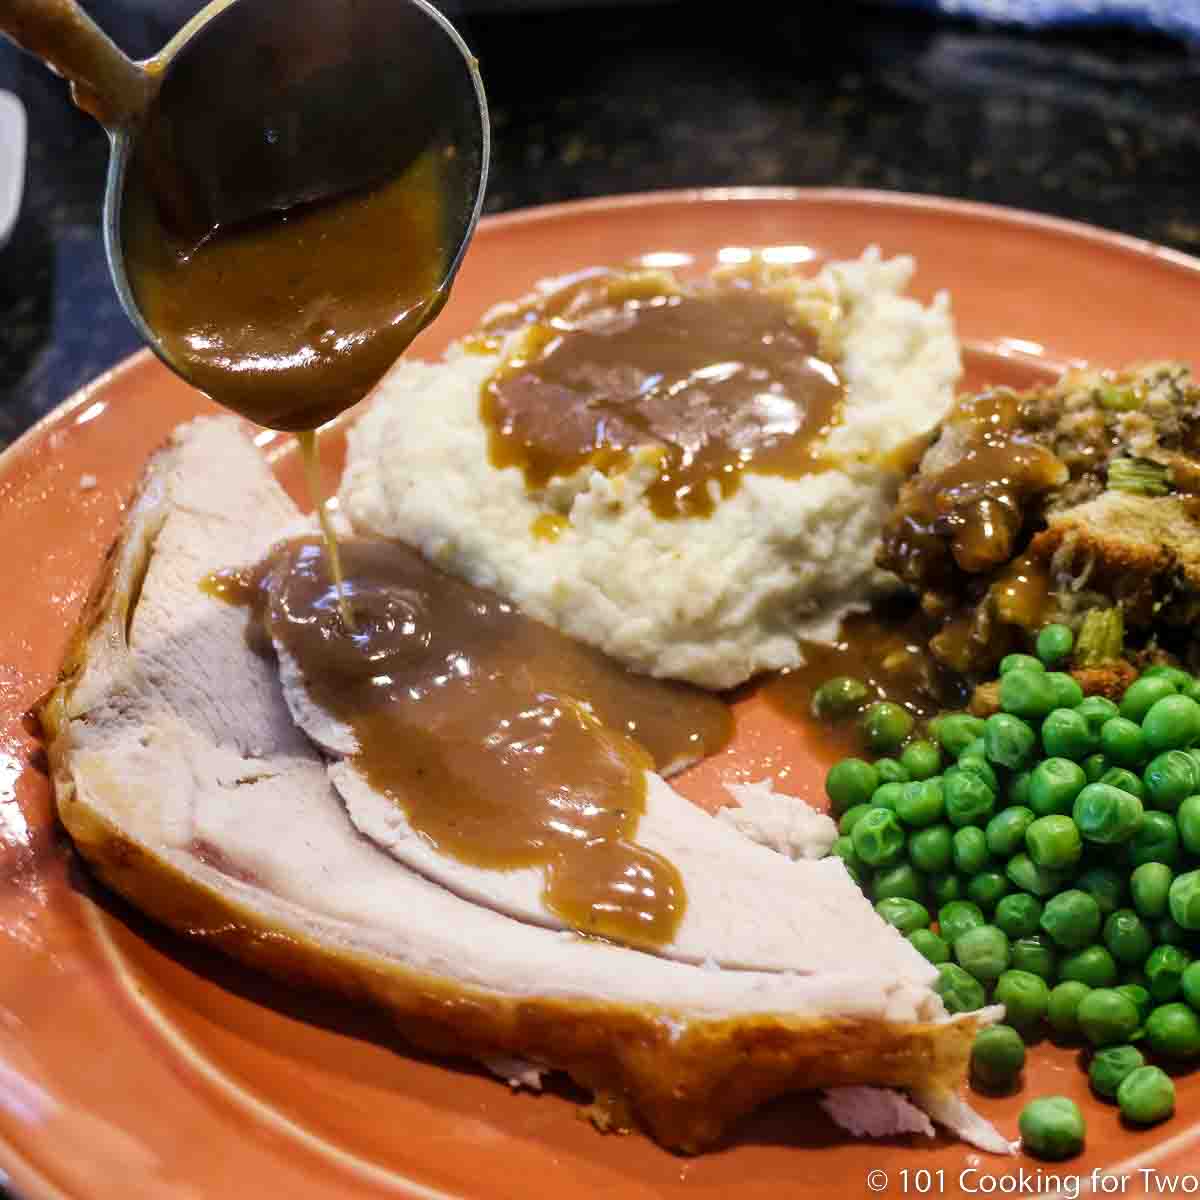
[478,268,844,520]
[340,249,962,689]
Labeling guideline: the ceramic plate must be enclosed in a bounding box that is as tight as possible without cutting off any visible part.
[4,189,1200,1200]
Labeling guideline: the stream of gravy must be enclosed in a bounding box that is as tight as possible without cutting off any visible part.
[121,124,453,622]
[479,270,845,520]
[209,537,733,949]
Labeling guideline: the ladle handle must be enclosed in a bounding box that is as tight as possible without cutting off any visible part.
[0,0,152,126]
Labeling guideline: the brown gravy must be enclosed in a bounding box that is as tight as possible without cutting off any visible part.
[479,271,845,520]
[208,536,733,949]
[762,604,969,740]
[881,388,1066,583]
[121,148,449,431]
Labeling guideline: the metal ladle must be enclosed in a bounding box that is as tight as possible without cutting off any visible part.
[1,0,489,398]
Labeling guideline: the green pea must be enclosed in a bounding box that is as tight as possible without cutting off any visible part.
[952,825,992,874]
[1001,670,1058,722]
[1026,815,1082,869]
[1089,1044,1146,1099]
[955,754,999,793]
[962,736,990,761]
[875,897,931,935]
[872,781,906,811]
[928,872,962,907]
[909,824,953,874]
[1143,665,1194,689]
[875,757,911,785]
[1001,653,1045,676]
[1083,752,1109,782]
[1078,696,1120,737]
[1179,961,1200,1011]
[1008,769,1033,807]
[1073,782,1144,844]
[1176,960,1200,1008]
[971,1024,1026,1089]
[1177,795,1200,853]
[939,900,986,945]
[1077,988,1141,1046]
[900,739,942,781]
[985,712,1037,769]
[1127,810,1180,867]
[1169,869,1200,930]
[955,924,1011,984]
[1101,718,1146,767]
[873,863,926,902]
[935,962,986,1014]
[967,872,1011,914]
[1046,672,1085,710]
[1131,862,1174,919]
[1041,889,1102,950]
[1142,694,1200,754]
[1007,852,1071,898]
[1047,980,1091,1037]
[1118,1065,1175,1125]
[852,807,906,867]
[1100,766,1146,799]
[1037,625,1075,666]
[1042,708,1096,761]
[985,809,1034,860]
[1146,945,1192,1002]
[1029,757,1087,816]
[839,803,874,836]
[860,701,915,754]
[1144,751,1198,812]
[895,778,945,828]
[1060,945,1118,988]
[909,928,950,964]
[944,771,995,829]
[829,836,866,885]
[1117,983,1153,1030]
[995,893,1043,939]
[1144,1003,1200,1058]
[1121,675,1179,724]
[826,758,880,815]
[1011,933,1058,982]
[1076,865,1128,917]
[1019,1096,1085,1161]
[812,676,870,720]
[1103,909,1153,965]
[932,712,986,757]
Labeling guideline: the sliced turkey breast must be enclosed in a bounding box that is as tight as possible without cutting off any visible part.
[39,417,1001,1152]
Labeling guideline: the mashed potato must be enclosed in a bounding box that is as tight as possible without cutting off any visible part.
[340,248,961,689]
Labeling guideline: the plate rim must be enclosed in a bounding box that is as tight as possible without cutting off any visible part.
[6,185,1200,1199]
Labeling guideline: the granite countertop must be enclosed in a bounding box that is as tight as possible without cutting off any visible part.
[1,1,1198,448]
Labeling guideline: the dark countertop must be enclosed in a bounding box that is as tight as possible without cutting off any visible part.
[1,1,1199,449]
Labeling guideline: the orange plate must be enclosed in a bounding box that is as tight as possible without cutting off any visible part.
[3,190,1200,1200]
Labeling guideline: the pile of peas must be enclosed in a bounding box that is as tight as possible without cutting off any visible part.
[821,626,1200,1160]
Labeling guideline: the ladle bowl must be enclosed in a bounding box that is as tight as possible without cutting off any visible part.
[2,0,490,399]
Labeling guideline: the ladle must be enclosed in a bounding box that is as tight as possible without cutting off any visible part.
[1,0,489,425]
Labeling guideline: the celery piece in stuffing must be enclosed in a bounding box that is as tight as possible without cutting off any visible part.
[1074,608,1125,667]
[1107,458,1169,496]
[1098,383,1141,412]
